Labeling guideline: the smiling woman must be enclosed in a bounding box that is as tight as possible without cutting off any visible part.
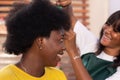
[0,0,71,80]
[100,24,120,55]
[59,0,120,79]
[40,31,65,67]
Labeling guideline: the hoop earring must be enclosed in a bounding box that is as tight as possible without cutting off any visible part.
[36,38,44,50]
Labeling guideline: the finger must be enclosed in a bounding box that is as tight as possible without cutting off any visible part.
[64,30,75,40]
[56,0,71,7]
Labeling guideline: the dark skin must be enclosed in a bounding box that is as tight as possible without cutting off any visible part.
[16,30,66,77]
[16,38,45,77]
[15,1,92,79]
[58,0,120,80]
[64,30,92,80]
[57,0,92,80]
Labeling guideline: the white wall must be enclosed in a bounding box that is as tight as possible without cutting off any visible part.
[88,0,109,37]
[109,0,120,15]
[88,0,120,37]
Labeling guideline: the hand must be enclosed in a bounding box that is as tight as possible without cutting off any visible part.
[64,29,79,56]
[56,0,77,30]
[56,0,71,7]
[56,0,72,14]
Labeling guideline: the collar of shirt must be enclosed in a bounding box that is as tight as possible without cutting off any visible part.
[97,51,116,62]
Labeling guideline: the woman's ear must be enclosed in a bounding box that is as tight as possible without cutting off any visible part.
[36,37,43,50]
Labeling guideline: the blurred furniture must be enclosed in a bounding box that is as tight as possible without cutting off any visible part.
[0,0,29,18]
[72,0,89,26]
[0,0,28,69]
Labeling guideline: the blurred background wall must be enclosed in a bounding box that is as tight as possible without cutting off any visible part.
[0,0,120,80]
[89,0,120,37]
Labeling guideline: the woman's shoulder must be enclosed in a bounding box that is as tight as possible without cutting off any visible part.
[45,67,67,79]
[81,52,95,57]
[45,67,64,73]
[0,64,14,79]
[0,64,13,72]
[106,66,120,80]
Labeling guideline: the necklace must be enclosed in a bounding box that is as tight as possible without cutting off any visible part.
[20,62,28,73]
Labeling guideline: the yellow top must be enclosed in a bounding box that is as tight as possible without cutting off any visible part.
[0,64,67,80]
